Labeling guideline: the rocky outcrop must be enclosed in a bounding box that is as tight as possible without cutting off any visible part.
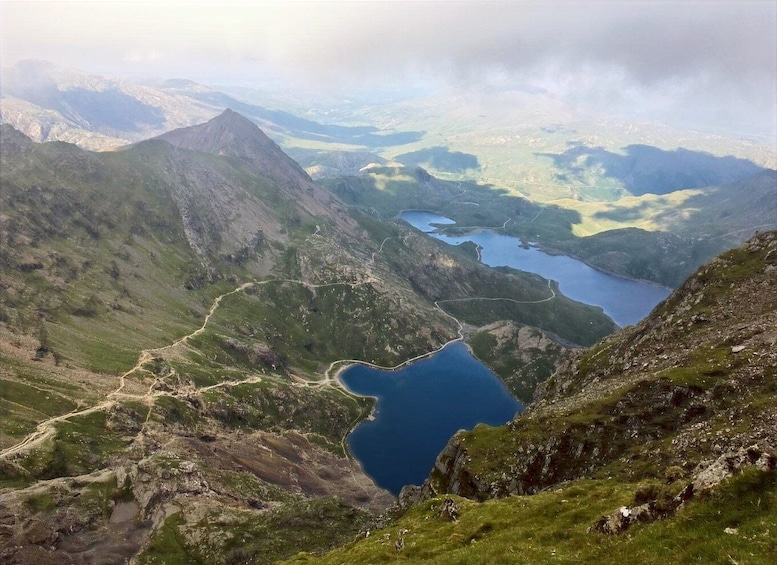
[589,444,776,535]
[419,231,777,503]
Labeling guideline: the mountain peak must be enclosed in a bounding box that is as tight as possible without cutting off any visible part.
[155,109,270,155]
[152,109,309,182]
[212,107,250,126]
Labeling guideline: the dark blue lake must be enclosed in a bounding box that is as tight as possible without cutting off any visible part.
[400,210,671,327]
[341,342,521,495]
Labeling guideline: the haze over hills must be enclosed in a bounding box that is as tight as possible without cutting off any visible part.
[3,60,774,290]
[0,60,426,152]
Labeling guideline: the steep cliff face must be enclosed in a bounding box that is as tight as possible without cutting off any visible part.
[421,231,777,501]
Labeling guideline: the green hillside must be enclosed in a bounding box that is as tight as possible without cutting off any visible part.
[281,233,777,565]
[0,115,616,564]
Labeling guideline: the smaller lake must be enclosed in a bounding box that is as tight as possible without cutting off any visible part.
[401,210,671,327]
[341,342,521,495]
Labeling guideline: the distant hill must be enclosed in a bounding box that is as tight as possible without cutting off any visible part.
[325,163,777,287]
[541,142,765,196]
[0,59,215,148]
[0,60,421,152]
[553,169,777,286]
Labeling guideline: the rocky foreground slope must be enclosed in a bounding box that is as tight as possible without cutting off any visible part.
[288,231,776,564]
[422,231,776,501]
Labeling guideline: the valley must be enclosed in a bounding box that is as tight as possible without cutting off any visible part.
[0,110,618,563]
[1,58,775,565]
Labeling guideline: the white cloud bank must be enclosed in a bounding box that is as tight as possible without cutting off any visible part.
[2,1,775,135]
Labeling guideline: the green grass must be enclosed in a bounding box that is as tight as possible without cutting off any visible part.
[152,396,201,430]
[467,326,565,404]
[200,380,369,451]
[137,512,205,565]
[0,378,78,439]
[138,498,372,565]
[0,411,131,484]
[282,468,776,564]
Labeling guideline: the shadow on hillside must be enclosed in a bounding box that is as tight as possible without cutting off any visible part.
[651,169,777,236]
[329,164,583,243]
[394,146,480,173]
[188,91,424,148]
[593,200,661,222]
[3,61,167,133]
[537,142,764,196]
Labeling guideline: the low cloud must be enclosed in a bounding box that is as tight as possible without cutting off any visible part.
[2,1,775,134]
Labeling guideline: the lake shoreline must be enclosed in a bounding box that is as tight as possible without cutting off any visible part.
[398,209,673,292]
[340,342,522,494]
[400,210,671,327]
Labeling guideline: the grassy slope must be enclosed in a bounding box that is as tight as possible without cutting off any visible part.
[283,469,775,565]
[281,232,777,565]
[467,322,567,405]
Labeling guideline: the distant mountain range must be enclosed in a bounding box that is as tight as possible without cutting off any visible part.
[0,59,423,152]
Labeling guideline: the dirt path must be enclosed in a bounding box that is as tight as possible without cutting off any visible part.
[1,281,261,461]
[436,279,556,307]
[1,264,555,463]
[0,274,389,461]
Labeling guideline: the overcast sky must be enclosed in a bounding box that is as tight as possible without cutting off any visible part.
[2,1,776,136]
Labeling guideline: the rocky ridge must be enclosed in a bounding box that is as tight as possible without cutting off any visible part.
[415,231,777,504]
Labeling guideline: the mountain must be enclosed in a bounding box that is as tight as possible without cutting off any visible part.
[154,109,309,182]
[0,60,421,152]
[0,59,217,149]
[3,61,774,291]
[285,231,777,564]
[0,114,615,563]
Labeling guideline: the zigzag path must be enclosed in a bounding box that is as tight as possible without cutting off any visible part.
[1,266,557,461]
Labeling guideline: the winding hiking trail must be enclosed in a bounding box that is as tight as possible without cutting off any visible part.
[436,279,556,308]
[2,233,558,462]
[370,236,405,264]
[1,282,257,461]
[0,278,366,461]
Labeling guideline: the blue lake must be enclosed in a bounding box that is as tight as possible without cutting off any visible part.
[400,210,671,327]
[341,342,521,495]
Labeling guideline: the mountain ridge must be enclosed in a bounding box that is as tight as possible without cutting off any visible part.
[0,112,623,563]
[153,109,310,183]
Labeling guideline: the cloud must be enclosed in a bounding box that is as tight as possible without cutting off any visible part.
[1,1,775,134]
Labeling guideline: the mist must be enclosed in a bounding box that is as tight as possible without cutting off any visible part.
[2,1,775,136]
